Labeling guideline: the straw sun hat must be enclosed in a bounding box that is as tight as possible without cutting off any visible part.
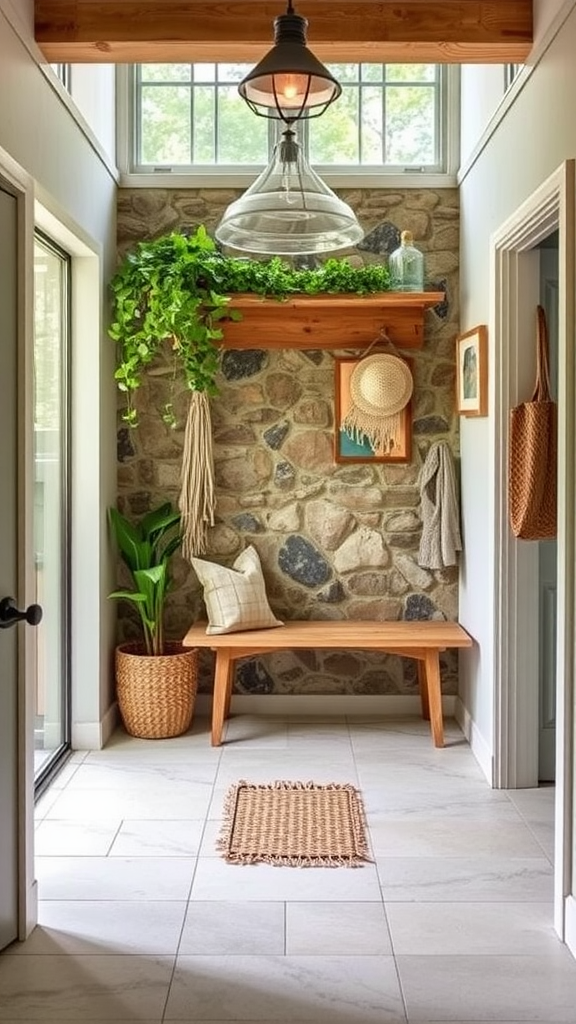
[341,353,413,454]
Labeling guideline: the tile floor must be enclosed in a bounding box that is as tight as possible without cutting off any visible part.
[1,713,575,1023]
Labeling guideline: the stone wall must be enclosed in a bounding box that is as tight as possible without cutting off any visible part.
[116,187,460,697]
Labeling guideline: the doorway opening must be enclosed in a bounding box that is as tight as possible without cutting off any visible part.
[491,162,575,943]
[537,232,558,784]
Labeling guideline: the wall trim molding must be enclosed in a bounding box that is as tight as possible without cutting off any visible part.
[491,159,575,941]
[566,895,576,958]
[83,696,460,746]
[194,693,457,719]
[455,697,493,784]
[118,172,459,191]
[72,701,118,750]
[23,880,38,941]
[492,161,574,789]
[0,144,38,944]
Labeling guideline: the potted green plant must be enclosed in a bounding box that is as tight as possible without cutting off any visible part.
[109,227,230,431]
[108,500,198,739]
[109,225,392,558]
[109,227,233,561]
[108,225,392,429]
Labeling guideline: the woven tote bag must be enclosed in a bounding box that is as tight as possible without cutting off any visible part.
[508,305,557,540]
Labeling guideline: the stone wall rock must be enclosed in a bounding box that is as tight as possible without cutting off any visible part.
[116,187,460,698]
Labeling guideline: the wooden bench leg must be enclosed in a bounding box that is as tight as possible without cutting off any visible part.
[212,651,235,747]
[424,649,444,748]
[417,660,430,721]
[223,672,233,720]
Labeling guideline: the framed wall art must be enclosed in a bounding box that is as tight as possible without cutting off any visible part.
[456,324,488,417]
[334,355,412,463]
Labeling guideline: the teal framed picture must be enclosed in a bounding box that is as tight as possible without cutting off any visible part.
[334,356,412,463]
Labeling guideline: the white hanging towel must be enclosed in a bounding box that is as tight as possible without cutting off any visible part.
[418,440,463,569]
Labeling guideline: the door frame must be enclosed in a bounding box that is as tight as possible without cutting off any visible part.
[491,161,575,942]
[0,144,37,939]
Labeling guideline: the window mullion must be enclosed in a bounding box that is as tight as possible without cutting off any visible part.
[431,78,439,168]
[355,66,361,164]
[214,75,219,163]
[382,65,387,165]
[189,64,194,164]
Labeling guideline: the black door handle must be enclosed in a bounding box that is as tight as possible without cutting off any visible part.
[0,597,43,629]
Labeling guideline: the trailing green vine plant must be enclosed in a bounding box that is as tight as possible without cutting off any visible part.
[109,226,231,429]
[108,224,391,558]
[109,224,391,428]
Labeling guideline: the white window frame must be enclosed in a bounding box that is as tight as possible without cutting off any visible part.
[50,64,72,91]
[116,64,460,189]
[504,63,523,91]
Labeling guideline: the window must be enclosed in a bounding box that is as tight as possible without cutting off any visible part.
[130,62,449,175]
[50,63,71,90]
[308,64,440,169]
[137,63,270,167]
[504,64,523,90]
[33,233,72,791]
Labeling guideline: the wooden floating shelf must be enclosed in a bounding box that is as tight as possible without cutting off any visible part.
[221,292,445,351]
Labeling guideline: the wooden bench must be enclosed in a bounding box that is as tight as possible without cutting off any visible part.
[183,620,473,748]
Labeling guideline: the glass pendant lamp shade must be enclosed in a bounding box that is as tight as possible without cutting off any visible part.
[238,2,341,122]
[214,129,364,256]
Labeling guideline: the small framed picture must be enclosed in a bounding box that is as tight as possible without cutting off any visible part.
[334,356,412,463]
[456,325,488,417]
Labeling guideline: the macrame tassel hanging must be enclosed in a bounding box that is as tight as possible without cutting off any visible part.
[341,407,402,454]
[179,390,216,560]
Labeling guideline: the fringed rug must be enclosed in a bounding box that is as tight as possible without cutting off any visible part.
[217,780,371,867]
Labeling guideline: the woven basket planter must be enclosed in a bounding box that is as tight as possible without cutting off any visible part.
[115,642,198,739]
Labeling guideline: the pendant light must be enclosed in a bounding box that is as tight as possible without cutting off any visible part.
[217,2,363,255]
[238,1,341,123]
[214,127,364,256]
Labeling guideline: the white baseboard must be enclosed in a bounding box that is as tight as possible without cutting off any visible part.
[101,701,119,746]
[455,697,493,784]
[72,702,118,750]
[194,693,457,718]
[20,878,38,940]
[72,695,459,748]
[566,896,576,959]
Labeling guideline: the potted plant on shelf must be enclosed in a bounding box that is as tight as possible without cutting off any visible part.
[109,225,393,558]
[109,225,393,431]
[108,500,198,739]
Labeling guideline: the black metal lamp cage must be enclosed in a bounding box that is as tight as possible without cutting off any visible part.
[238,0,342,123]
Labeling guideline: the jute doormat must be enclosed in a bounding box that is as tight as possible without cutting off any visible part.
[217,780,371,867]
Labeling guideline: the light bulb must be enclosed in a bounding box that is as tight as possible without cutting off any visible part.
[278,129,301,204]
[274,72,308,105]
[281,170,299,204]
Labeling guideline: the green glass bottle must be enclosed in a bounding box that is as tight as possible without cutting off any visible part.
[389,230,425,292]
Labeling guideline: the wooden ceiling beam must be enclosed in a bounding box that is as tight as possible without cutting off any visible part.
[35,1,533,64]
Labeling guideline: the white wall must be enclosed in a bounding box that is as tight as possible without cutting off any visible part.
[9,0,116,163]
[460,66,506,167]
[458,2,576,755]
[0,1,119,738]
[67,66,116,163]
[535,0,569,37]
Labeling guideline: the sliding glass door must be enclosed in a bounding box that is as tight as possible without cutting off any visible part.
[33,233,71,789]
